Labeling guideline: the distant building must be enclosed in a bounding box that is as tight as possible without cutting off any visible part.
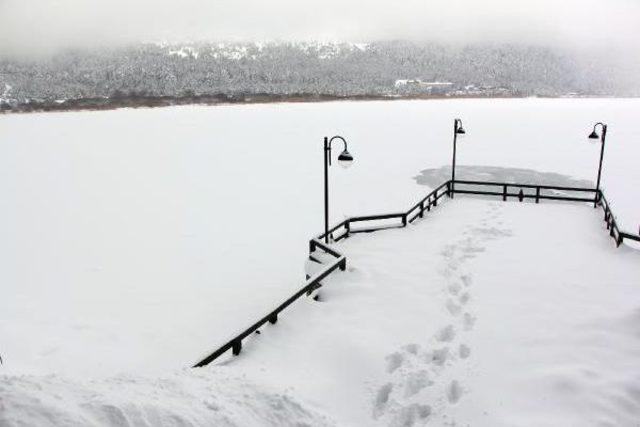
[394,79,454,94]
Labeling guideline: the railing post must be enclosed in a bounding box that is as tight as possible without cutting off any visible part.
[402,214,407,227]
[427,196,431,211]
[419,201,424,218]
[344,221,350,239]
[518,189,524,202]
[535,187,540,204]
[309,240,316,253]
[339,258,347,271]
[503,185,507,201]
[269,313,278,324]
[232,339,242,356]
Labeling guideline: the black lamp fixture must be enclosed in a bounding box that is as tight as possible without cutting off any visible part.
[587,122,607,208]
[336,147,354,168]
[451,118,466,198]
[324,136,354,243]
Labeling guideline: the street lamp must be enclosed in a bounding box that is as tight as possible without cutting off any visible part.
[450,118,466,198]
[588,122,607,208]
[324,136,354,243]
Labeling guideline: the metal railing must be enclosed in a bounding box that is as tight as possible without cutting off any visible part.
[193,179,638,367]
[193,238,345,367]
[451,180,640,246]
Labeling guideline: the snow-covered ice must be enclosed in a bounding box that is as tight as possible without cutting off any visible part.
[1,98,639,425]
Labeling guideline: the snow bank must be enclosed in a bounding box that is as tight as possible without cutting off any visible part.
[0,368,335,427]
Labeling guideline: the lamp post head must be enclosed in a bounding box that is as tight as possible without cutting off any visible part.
[454,119,466,138]
[337,149,354,169]
[589,122,606,142]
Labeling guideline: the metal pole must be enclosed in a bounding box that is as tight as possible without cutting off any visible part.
[595,125,607,208]
[324,137,330,243]
[451,120,458,198]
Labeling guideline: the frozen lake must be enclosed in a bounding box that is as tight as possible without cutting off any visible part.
[1,98,639,377]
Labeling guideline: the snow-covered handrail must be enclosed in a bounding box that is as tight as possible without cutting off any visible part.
[193,179,638,367]
[193,238,346,368]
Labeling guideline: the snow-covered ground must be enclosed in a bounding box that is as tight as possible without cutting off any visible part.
[235,198,640,426]
[1,98,639,425]
[3,196,640,426]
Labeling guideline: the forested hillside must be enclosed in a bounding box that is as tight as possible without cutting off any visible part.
[0,41,636,112]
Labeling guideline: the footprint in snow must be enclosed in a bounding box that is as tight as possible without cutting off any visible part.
[459,292,470,306]
[373,383,394,418]
[427,347,450,366]
[404,370,432,397]
[460,275,472,288]
[402,343,420,355]
[448,282,461,295]
[463,245,486,255]
[447,380,463,404]
[459,344,471,359]
[463,313,476,331]
[446,299,462,316]
[386,352,405,374]
[436,325,456,342]
[390,403,432,427]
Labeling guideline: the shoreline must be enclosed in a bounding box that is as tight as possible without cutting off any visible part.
[0,93,628,115]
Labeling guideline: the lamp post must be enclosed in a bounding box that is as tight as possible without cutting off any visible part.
[324,136,354,244]
[588,122,607,208]
[450,118,466,198]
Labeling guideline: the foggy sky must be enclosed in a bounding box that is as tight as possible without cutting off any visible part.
[0,0,639,55]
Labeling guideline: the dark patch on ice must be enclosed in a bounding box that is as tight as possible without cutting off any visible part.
[414,165,593,189]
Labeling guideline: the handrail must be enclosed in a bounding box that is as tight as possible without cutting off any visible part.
[454,179,598,193]
[598,191,627,245]
[194,241,346,367]
[451,180,638,247]
[193,178,638,367]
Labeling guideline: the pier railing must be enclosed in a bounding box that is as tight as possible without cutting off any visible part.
[193,179,638,367]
